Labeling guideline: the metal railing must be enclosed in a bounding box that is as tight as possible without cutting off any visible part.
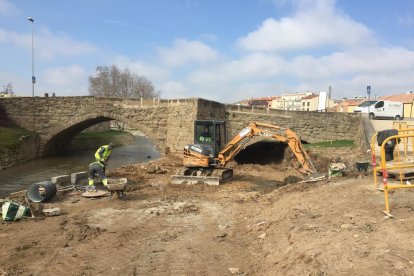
[371,127,414,216]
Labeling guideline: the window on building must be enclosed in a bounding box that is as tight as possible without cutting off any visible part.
[307,102,310,106]
[302,102,305,106]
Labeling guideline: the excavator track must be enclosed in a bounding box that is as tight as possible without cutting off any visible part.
[170,168,233,186]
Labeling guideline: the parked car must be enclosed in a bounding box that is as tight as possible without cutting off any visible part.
[354,100,403,120]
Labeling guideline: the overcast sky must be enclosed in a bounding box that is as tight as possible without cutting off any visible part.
[1,0,414,103]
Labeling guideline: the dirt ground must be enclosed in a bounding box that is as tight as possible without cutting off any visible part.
[1,148,414,276]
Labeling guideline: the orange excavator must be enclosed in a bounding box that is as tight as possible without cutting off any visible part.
[170,121,316,185]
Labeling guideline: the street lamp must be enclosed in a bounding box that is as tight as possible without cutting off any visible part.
[28,17,35,97]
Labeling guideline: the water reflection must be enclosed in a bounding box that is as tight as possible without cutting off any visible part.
[0,136,160,197]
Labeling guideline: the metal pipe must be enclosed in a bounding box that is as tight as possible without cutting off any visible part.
[28,17,35,97]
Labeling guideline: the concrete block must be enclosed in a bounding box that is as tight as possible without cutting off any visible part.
[51,175,70,186]
[71,171,88,184]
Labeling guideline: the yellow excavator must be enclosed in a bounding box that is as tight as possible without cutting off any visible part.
[170,121,316,185]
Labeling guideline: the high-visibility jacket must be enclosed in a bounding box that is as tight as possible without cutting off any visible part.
[95,145,112,163]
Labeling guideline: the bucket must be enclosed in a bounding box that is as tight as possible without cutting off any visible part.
[26,181,57,203]
[356,162,369,172]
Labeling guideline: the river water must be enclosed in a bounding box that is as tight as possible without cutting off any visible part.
[0,136,160,197]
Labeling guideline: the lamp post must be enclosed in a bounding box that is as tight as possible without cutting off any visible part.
[28,17,35,97]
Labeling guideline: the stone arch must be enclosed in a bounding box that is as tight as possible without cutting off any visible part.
[42,112,157,156]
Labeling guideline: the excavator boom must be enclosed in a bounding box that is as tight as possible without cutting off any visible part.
[217,122,316,174]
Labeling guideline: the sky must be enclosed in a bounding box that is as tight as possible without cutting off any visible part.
[0,0,414,103]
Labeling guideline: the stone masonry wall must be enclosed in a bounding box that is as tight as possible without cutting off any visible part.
[225,104,363,144]
[0,135,40,169]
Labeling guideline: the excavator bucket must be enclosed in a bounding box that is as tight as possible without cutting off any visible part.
[170,168,233,186]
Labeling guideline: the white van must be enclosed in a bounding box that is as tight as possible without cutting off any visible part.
[354,100,403,120]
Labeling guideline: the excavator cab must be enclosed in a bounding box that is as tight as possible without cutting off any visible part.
[194,120,227,157]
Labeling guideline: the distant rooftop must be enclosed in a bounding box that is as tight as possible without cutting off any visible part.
[301,93,318,100]
[380,92,414,104]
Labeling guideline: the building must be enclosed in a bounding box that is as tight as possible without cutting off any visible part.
[273,92,313,111]
[300,94,319,111]
[248,97,278,108]
[335,99,366,113]
[0,92,14,98]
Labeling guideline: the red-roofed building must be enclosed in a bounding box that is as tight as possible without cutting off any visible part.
[335,98,366,113]
[248,96,278,108]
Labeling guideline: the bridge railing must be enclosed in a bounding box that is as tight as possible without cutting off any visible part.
[93,97,199,107]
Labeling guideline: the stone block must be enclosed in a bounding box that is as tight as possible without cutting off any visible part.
[43,207,61,216]
[71,171,88,184]
[51,175,70,187]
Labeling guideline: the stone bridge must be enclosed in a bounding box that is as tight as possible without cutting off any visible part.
[0,96,363,158]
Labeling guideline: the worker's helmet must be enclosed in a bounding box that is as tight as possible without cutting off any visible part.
[108,143,114,149]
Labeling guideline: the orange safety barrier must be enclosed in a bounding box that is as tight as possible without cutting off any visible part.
[371,128,414,189]
[375,132,414,217]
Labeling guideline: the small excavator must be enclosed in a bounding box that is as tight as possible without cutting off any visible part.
[170,120,316,185]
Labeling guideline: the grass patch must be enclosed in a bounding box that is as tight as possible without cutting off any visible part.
[304,140,355,148]
[0,126,32,148]
[74,129,129,139]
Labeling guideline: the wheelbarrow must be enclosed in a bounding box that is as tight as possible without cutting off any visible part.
[107,178,127,201]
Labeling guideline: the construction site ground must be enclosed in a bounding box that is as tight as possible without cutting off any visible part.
[2,148,414,276]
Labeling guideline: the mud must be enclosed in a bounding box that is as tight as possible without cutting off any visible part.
[1,148,414,275]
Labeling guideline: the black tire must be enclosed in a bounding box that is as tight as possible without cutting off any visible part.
[369,113,375,120]
[395,115,402,121]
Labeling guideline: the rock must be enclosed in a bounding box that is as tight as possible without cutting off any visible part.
[229,267,240,275]
[258,233,266,239]
[43,207,61,216]
[284,176,302,184]
[217,232,228,238]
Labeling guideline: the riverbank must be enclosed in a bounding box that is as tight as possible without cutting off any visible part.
[3,148,414,275]
[0,125,37,170]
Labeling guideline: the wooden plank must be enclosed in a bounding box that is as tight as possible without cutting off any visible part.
[387,168,414,181]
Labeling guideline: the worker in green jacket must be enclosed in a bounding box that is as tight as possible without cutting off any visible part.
[88,161,108,190]
[95,143,114,164]
[198,126,212,142]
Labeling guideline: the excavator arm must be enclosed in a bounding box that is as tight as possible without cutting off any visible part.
[217,122,316,174]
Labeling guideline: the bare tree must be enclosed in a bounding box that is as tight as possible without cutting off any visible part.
[1,82,14,95]
[89,65,159,98]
